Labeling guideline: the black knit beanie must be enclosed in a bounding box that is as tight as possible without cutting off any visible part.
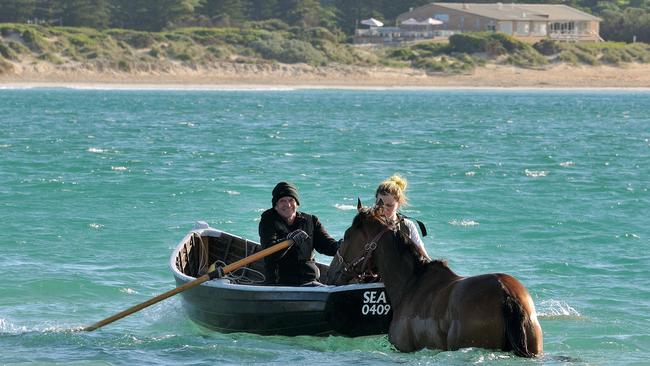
[272,181,300,207]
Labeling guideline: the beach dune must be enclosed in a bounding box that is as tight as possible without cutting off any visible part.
[1,61,649,89]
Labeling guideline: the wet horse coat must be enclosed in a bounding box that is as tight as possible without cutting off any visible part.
[328,205,543,357]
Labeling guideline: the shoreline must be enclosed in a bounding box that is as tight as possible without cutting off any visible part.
[2,82,650,92]
[2,62,650,90]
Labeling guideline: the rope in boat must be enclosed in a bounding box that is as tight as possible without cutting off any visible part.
[194,232,266,284]
[193,233,210,276]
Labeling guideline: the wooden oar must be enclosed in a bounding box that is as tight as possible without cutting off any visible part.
[82,239,292,332]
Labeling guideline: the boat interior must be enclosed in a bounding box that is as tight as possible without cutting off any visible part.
[174,231,330,285]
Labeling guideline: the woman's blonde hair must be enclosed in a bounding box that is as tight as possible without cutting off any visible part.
[375,174,408,205]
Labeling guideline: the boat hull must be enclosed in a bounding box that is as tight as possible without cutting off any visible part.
[170,224,392,336]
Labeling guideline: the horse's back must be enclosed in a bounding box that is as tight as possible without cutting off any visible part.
[446,273,543,357]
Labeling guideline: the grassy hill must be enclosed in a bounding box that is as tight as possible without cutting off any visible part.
[2,23,649,76]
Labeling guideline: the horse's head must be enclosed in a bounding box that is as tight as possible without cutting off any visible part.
[327,198,399,285]
[327,197,431,285]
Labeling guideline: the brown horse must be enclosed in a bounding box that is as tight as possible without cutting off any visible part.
[327,200,543,357]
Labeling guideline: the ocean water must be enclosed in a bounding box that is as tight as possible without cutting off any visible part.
[1,87,649,365]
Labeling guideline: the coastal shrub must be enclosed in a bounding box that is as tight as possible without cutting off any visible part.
[317,42,357,64]
[380,59,411,68]
[8,40,30,54]
[178,28,229,46]
[0,56,14,74]
[411,41,448,57]
[573,47,600,65]
[485,38,507,56]
[21,28,49,53]
[303,27,339,44]
[69,33,96,50]
[621,43,650,62]
[490,33,527,52]
[449,32,488,53]
[534,39,562,56]
[449,60,475,73]
[37,52,63,64]
[250,37,326,65]
[0,27,11,37]
[600,47,626,64]
[506,49,548,68]
[149,46,160,58]
[206,45,229,59]
[107,30,158,49]
[117,59,131,71]
[0,42,19,60]
[455,52,476,66]
[388,47,415,60]
[558,50,579,64]
[244,19,290,32]
[414,58,447,72]
[449,32,527,55]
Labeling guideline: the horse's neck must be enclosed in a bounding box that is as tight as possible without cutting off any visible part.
[376,243,459,308]
[375,237,421,308]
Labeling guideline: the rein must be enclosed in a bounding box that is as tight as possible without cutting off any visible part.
[336,227,391,283]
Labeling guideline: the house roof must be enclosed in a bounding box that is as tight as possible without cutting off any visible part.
[399,3,601,22]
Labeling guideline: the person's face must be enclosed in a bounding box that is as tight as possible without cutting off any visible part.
[275,196,298,222]
[376,193,399,220]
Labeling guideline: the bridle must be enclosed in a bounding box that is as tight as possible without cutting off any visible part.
[336,227,391,283]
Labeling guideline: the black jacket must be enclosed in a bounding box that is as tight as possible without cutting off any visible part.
[259,208,339,285]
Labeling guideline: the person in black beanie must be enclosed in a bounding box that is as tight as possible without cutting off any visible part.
[259,181,340,286]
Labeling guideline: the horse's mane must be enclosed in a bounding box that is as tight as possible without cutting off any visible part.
[349,208,458,279]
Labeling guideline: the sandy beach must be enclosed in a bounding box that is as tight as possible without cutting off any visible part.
[2,61,650,89]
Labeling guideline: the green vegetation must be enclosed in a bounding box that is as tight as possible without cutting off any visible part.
[380,33,650,74]
[1,24,649,75]
[0,22,369,70]
[0,0,649,43]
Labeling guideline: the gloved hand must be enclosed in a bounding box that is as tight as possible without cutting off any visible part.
[287,229,309,247]
[287,229,311,260]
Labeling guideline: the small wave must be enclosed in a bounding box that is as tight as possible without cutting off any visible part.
[559,161,574,167]
[88,223,103,230]
[120,288,138,295]
[226,190,240,196]
[0,318,28,333]
[87,147,107,153]
[537,299,582,319]
[0,144,11,148]
[111,166,128,171]
[465,171,476,176]
[620,233,641,239]
[525,169,547,177]
[335,204,356,211]
[449,219,479,227]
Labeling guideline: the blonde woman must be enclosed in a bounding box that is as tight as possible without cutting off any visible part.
[375,175,430,259]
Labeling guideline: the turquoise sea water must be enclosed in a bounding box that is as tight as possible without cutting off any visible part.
[1,88,649,365]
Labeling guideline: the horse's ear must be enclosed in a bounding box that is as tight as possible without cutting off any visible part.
[357,197,362,211]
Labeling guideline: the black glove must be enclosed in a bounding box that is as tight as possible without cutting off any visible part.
[287,229,311,260]
[287,229,309,246]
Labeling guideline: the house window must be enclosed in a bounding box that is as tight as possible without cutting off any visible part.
[516,22,530,35]
[435,14,449,22]
[551,22,576,33]
[487,24,496,31]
